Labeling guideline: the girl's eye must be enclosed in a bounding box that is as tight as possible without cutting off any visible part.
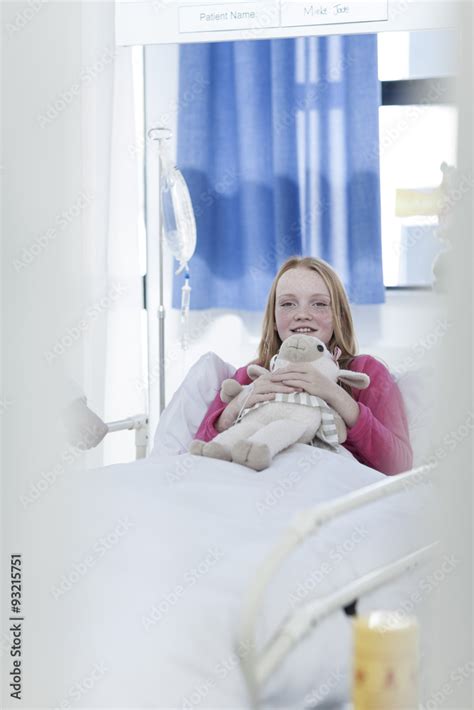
[279,301,330,309]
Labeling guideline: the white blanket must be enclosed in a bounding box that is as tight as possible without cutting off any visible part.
[22,445,434,709]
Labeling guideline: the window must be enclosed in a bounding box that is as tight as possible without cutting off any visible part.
[377,30,458,287]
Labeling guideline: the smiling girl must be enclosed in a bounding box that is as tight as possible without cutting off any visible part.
[194,256,413,475]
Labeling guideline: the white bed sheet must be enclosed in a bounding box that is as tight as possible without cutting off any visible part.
[22,445,434,709]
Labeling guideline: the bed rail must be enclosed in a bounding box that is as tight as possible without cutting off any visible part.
[105,414,149,459]
[236,463,438,708]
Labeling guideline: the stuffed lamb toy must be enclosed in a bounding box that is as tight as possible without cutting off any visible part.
[190,334,370,471]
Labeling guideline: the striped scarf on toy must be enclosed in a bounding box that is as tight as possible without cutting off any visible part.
[241,392,339,446]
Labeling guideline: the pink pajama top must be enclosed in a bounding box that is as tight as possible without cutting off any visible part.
[194,354,413,476]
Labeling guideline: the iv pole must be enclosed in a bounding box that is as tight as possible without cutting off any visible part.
[146,127,172,429]
[75,125,173,460]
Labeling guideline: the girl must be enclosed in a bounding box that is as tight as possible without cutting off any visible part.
[194,256,412,475]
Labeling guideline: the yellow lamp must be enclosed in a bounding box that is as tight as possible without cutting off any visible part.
[395,187,443,218]
[395,162,455,218]
[353,611,419,709]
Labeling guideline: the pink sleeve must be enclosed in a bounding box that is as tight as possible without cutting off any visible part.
[194,366,252,443]
[343,356,413,476]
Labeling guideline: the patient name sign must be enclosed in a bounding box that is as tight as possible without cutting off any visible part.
[180,2,279,33]
[116,0,458,46]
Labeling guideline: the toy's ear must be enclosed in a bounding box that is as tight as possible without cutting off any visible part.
[337,370,370,389]
[247,364,268,380]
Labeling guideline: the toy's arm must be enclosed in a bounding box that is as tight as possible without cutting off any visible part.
[194,365,253,442]
[247,364,269,380]
[217,365,270,431]
[333,412,347,444]
[220,364,269,404]
[220,379,245,404]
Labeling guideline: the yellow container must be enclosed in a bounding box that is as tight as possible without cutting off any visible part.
[353,611,419,709]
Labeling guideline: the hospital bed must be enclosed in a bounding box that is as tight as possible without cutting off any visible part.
[58,349,436,709]
[60,3,446,702]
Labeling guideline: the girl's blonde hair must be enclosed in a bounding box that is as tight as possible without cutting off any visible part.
[257,256,358,370]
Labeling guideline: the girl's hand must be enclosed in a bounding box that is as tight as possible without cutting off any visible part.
[240,373,303,410]
[216,374,302,433]
[270,363,361,427]
[269,363,336,402]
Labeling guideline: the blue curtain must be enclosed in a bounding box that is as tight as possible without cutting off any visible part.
[174,35,384,310]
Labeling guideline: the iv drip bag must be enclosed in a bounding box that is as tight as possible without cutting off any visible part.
[160,153,197,274]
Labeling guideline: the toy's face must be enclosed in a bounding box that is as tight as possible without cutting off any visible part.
[274,268,334,346]
[278,334,328,363]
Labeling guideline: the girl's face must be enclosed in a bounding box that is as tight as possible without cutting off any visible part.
[274,267,334,345]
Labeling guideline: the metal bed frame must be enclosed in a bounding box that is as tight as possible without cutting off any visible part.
[105,414,150,459]
[236,463,437,708]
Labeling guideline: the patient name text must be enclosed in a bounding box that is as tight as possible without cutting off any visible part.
[199,10,256,22]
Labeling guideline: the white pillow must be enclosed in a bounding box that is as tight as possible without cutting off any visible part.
[151,352,235,457]
[392,366,435,467]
